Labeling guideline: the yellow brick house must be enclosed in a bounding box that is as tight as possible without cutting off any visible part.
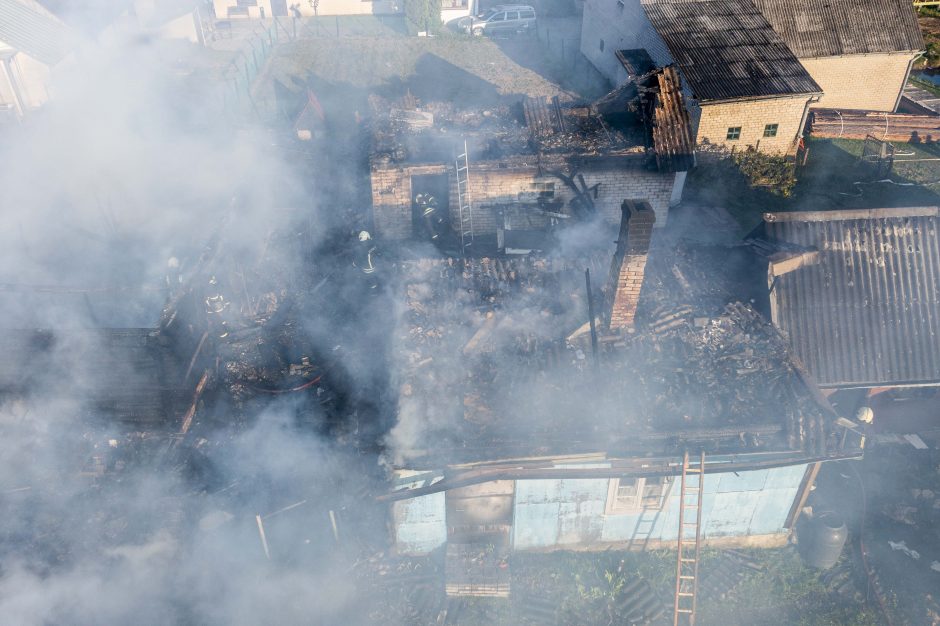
[581,0,924,154]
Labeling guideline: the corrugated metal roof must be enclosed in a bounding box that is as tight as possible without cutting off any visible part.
[642,0,822,102]
[0,0,72,65]
[752,0,924,58]
[764,207,940,388]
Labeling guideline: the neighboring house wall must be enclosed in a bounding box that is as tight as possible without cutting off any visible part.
[0,45,52,112]
[156,11,203,44]
[371,161,678,239]
[0,56,20,116]
[696,95,810,154]
[392,464,809,555]
[212,0,402,17]
[579,0,672,86]
[800,52,915,112]
[441,0,475,25]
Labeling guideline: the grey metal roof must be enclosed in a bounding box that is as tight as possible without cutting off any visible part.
[752,0,924,58]
[0,0,72,65]
[764,208,940,388]
[642,0,822,102]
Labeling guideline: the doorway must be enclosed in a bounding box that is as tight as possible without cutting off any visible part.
[410,173,451,242]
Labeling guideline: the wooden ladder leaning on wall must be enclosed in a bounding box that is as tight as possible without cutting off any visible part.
[673,450,705,626]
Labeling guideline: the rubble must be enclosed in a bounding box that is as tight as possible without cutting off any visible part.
[391,239,836,466]
[369,93,646,167]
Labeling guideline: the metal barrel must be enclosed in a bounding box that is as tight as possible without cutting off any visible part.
[804,511,848,570]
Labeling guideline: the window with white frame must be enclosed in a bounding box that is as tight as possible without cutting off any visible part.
[605,476,671,514]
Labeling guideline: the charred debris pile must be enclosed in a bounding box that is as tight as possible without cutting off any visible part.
[368,92,647,167]
[367,64,694,172]
[0,220,385,487]
[391,244,837,467]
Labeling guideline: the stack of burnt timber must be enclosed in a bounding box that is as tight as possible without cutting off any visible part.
[810,109,940,143]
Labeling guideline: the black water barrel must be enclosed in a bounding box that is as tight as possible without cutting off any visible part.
[804,512,848,569]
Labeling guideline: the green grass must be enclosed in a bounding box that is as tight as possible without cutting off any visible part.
[696,549,881,626]
[909,74,940,98]
[267,31,608,103]
[514,548,882,626]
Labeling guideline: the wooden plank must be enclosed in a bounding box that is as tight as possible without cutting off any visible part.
[178,370,210,435]
[783,461,821,530]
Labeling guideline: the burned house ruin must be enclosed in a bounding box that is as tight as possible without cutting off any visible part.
[383,203,863,598]
[369,66,694,254]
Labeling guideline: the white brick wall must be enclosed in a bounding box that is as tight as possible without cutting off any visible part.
[371,160,678,239]
[580,0,673,85]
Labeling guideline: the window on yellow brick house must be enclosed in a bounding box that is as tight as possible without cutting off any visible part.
[605,476,672,515]
[726,126,741,141]
[763,123,778,138]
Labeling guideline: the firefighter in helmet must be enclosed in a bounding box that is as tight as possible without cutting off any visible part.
[415,192,445,242]
[353,230,379,289]
[205,275,231,338]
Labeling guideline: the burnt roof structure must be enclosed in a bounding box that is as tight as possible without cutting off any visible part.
[640,0,822,102]
[388,243,851,471]
[752,0,924,58]
[761,207,940,389]
[370,79,693,172]
[371,96,646,167]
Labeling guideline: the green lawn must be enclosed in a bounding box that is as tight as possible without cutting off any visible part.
[370,548,881,625]
[266,31,608,108]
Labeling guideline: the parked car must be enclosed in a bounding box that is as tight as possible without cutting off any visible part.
[458,5,536,37]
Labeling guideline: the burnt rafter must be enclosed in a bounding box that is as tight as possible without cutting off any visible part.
[543,168,601,220]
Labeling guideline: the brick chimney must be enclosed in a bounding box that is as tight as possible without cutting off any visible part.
[607,200,656,331]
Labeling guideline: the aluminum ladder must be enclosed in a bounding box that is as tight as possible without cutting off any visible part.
[673,450,705,626]
[455,140,474,252]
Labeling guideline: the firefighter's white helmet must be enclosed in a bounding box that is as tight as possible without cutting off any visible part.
[358,230,372,242]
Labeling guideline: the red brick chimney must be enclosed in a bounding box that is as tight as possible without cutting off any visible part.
[607,200,656,331]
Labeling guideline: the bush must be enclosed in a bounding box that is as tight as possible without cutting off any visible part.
[732,149,797,197]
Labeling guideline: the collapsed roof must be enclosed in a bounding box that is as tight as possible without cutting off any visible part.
[387,235,850,470]
[370,74,693,172]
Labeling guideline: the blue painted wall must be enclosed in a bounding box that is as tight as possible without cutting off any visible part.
[393,492,447,554]
[514,464,808,549]
[392,464,809,553]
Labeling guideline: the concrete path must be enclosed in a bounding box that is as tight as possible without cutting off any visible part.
[902,82,940,115]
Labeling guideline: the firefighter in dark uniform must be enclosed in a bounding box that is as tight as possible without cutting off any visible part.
[415,193,446,242]
[205,275,231,338]
[353,231,379,290]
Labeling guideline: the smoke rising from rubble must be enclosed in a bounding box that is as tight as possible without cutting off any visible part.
[0,15,377,625]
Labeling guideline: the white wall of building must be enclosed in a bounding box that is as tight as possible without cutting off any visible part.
[0,43,53,113]
[579,0,672,85]
[212,0,402,18]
